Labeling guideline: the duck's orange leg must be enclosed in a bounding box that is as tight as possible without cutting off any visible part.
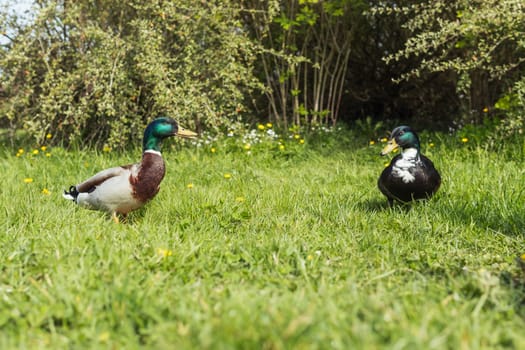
[111,212,120,224]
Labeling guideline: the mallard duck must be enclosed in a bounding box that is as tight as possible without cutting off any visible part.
[378,125,440,205]
[63,117,197,222]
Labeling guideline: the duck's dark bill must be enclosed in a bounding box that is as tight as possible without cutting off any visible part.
[177,128,198,138]
[381,139,398,156]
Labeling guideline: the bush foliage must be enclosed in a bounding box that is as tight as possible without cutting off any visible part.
[0,0,524,147]
[374,0,525,132]
[0,0,261,147]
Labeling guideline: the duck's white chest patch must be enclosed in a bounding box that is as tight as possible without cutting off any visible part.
[392,148,420,183]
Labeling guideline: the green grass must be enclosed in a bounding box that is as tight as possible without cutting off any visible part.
[1,131,524,349]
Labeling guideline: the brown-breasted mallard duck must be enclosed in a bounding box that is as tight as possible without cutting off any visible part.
[378,125,441,205]
[63,117,197,222]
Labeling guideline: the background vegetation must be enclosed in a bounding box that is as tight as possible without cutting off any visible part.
[1,0,524,147]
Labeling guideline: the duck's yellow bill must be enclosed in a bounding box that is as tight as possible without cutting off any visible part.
[381,139,398,156]
[177,127,198,138]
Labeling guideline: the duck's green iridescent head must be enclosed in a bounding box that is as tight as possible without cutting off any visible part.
[381,125,420,155]
[143,117,197,152]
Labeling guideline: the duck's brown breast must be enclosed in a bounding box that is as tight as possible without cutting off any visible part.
[130,152,166,203]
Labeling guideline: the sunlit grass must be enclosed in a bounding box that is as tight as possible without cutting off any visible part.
[1,128,524,349]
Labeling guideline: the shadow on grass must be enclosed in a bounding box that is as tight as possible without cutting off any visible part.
[356,188,446,214]
[122,209,147,224]
[355,198,389,212]
[355,198,413,213]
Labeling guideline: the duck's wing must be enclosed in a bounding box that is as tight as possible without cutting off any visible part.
[378,155,403,203]
[76,164,133,193]
[423,158,441,193]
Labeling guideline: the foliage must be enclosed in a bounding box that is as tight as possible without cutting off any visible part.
[0,0,261,148]
[372,0,525,127]
[494,77,525,136]
[1,0,524,147]
[242,0,367,128]
[186,121,315,158]
[1,128,525,348]
[352,1,461,130]
[380,1,524,80]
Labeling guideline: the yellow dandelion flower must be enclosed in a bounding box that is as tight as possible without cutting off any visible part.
[483,107,489,113]
[244,143,251,150]
[380,137,388,143]
[384,163,389,167]
[369,140,375,145]
[46,133,52,139]
[235,196,245,202]
[279,144,285,151]
[187,183,194,189]
[24,178,33,183]
[98,332,110,342]
[16,152,22,157]
[41,188,50,195]
[257,124,265,131]
[299,139,305,144]
[103,145,111,152]
[32,149,39,155]
[429,143,435,147]
[210,147,216,153]
[18,148,24,154]
[307,254,313,261]
[461,137,468,143]
[40,146,47,152]
[156,248,173,258]
[294,134,300,139]
[46,153,51,157]
[224,173,232,179]
[266,122,273,128]
[521,253,525,261]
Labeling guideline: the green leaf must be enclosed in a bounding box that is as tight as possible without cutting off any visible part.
[296,6,318,26]
[495,94,517,111]
[454,40,466,48]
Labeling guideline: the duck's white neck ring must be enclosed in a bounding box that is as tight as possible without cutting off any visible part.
[144,149,162,156]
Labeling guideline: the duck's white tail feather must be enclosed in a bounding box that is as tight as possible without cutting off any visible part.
[63,192,75,201]
[63,185,78,201]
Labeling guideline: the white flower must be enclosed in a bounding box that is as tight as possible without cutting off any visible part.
[266,129,277,138]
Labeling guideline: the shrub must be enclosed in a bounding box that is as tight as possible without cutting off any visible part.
[0,1,261,148]
[372,0,525,130]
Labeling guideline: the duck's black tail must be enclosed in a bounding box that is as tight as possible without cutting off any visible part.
[63,186,79,201]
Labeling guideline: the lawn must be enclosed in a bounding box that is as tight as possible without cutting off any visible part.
[1,128,524,349]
